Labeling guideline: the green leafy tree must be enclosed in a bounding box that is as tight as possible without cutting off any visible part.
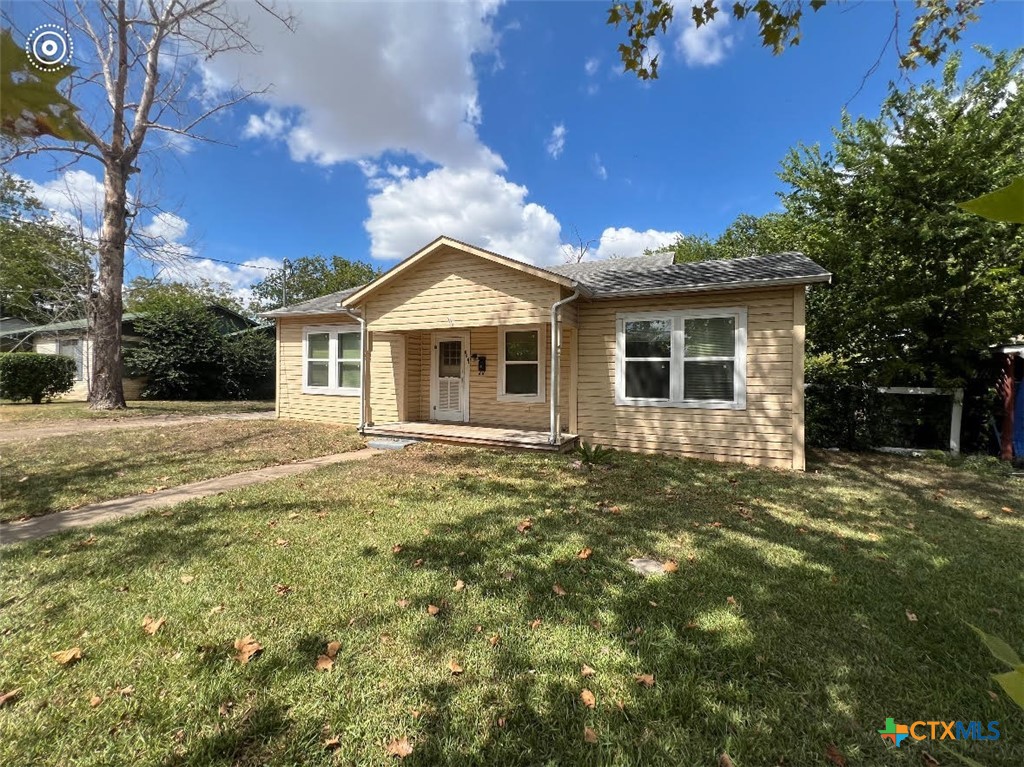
[124,276,245,317]
[657,212,803,263]
[607,0,985,80]
[780,48,1024,387]
[250,255,379,313]
[0,170,93,323]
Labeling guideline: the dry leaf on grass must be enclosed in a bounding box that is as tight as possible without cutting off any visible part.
[141,615,166,635]
[89,694,102,708]
[825,742,848,766]
[634,673,655,688]
[315,654,334,672]
[580,689,596,708]
[906,610,918,622]
[179,575,195,584]
[583,726,598,743]
[386,736,413,758]
[578,547,592,560]
[209,604,226,615]
[448,660,464,675]
[413,558,424,568]
[530,618,542,630]
[1001,506,1015,515]
[516,518,533,533]
[920,753,940,767]
[326,640,341,658]
[489,633,500,647]
[719,754,736,767]
[0,688,21,707]
[552,583,568,597]
[323,737,341,750]
[233,635,263,664]
[662,560,679,573]
[453,579,466,592]
[726,596,738,607]
[52,647,82,666]
[392,544,403,554]
[581,664,596,677]
[275,538,289,547]
[117,685,134,697]
[396,599,411,609]
[274,583,293,596]
[426,604,441,616]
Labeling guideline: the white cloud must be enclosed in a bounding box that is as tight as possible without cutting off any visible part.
[205,1,503,170]
[26,169,105,220]
[588,227,680,260]
[592,153,608,180]
[365,166,562,264]
[545,123,567,158]
[584,57,600,76]
[160,255,282,307]
[676,12,735,67]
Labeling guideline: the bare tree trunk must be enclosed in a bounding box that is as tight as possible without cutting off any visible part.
[90,160,127,409]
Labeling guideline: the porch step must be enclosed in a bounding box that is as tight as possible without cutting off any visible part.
[366,437,421,450]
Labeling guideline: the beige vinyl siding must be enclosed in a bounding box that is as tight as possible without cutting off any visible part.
[575,287,797,468]
[368,333,403,425]
[276,315,361,425]
[362,245,564,331]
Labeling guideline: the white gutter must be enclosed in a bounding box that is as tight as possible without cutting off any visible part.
[336,303,367,433]
[549,290,580,445]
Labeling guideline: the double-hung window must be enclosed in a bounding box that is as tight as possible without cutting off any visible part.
[57,338,84,381]
[498,326,545,403]
[303,326,361,396]
[616,309,746,409]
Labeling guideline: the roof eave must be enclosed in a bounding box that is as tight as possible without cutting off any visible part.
[589,272,832,299]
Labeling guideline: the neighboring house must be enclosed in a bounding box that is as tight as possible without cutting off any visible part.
[0,317,34,352]
[0,306,256,401]
[264,236,831,469]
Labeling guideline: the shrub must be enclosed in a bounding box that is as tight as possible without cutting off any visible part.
[804,353,881,450]
[125,306,225,399]
[0,352,76,404]
[221,330,275,399]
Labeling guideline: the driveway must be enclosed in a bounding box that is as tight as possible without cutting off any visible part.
[0,411,275,443]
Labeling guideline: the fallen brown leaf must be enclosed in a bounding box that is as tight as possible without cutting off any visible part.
[0,688,21,707]
[988,690,999,701]
[581,664,596,677]
[662,560,679,573]
[580,689,596,708]
[274,583,293,596]
[413,558,424,568]
[392,544,403,554]
[489,633,500,647]
[516,518,533,533]
[552,583,568,597]
[315,654,334,671]
[577,547,592,560]
[89,694,102,708]
[141,615,166,635]
[386,736,413,758]
[726,596,738,607]
[634,673,655,688]
[323,737,340,750]
[179,574,195,584]
[453,579,466,592]
[583,726,598,743]
[530,618,542,630]
[1001,506,1015,515]
[326,640,341,658]
[719,754,736,767]
[275,538,289,547]
[427,604,441,616]
[18,476,28,483]
[608,505,622,515]
[233,635,263,664]
[448,660,463,675]
[52,647,82,666]
[396,598,411,609]
[209,604,226,615]
[906,610,918,622]
[825,742,848,766]
[117,685,134,697]
[920,753,940,767]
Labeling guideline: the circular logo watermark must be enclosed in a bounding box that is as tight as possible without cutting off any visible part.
[25,24,73,72]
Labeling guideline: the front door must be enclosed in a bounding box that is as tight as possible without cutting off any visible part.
[432,334,468,422]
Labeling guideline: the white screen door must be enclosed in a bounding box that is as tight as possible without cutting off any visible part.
[433,336,467,422]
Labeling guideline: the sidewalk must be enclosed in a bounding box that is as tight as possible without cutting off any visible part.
[0,411,275,443]
[0,447,379,545]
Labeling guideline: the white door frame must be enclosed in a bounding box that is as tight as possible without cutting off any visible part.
[430,332,470,422]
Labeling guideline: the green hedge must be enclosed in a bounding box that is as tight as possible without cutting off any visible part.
[0,352,76,404]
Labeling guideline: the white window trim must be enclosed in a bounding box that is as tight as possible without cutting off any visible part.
[302,324,362,396]
[497,324,546,404]
[615,308,747,410]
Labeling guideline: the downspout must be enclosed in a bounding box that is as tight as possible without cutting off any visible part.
[549,290,580,445]
[336,303,367,434]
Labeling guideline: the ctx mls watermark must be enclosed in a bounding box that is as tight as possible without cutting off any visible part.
[25,24,73,72]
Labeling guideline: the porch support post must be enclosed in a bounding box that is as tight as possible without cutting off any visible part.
[337,304,367,433]
[549,291,580,445]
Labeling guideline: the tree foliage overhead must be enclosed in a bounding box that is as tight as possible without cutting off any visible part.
[124,276,245,317]
[0,170,93,323]
[781,48,1024,387]
[607,0,985,80]
[250,255,380,313]
[658,212,801,263]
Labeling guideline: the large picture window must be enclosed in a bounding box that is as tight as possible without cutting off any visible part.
[499,326,545,403]
[303,326,361,395]
[616,309,746,409]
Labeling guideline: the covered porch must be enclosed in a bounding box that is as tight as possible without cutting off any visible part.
[364,421,578,451]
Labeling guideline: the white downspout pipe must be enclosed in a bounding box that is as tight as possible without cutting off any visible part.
[549,290,580,445]
[336,304,367,434]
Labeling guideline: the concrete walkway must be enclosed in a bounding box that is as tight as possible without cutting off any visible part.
[0,411,275,443]
[0,448,379,545]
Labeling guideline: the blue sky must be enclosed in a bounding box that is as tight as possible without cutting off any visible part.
[7,0,1023,301]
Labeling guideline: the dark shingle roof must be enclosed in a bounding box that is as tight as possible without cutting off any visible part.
[0,313,143,337]
[260,286,365,317]
[546,253,675,280]
[556,252,830,297]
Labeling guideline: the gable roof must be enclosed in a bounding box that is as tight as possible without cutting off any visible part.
[261,286,365,318]
[0,304,256,338]
[549,251,831,297]
[340,235,582,307]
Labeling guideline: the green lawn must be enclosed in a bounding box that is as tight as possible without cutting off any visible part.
[0,400,274,424]
[0,421,364,522]
[1,447,1021,766]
